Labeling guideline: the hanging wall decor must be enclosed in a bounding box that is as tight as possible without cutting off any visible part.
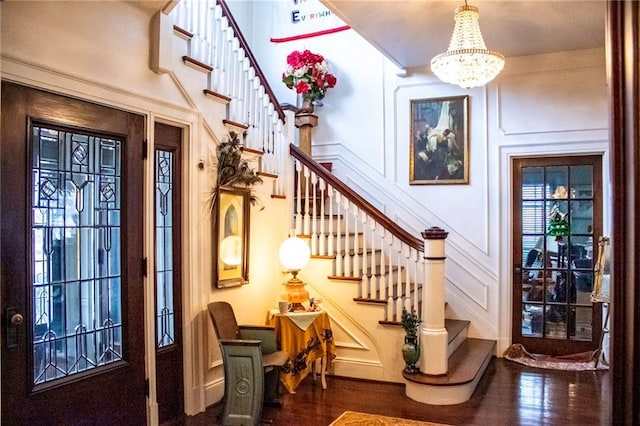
[210,131,261,288]
[410,96,469,184]
[214,186,250,288]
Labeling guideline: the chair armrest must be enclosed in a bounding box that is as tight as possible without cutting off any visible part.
[239,326,278,354]
[239,325,276,332]
[219,338,261,347]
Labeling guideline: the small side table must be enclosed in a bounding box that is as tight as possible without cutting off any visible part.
[267,310,336,393]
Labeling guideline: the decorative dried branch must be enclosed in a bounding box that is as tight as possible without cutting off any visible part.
[209,131,263,210]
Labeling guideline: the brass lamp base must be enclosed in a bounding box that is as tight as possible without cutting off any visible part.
[283,277,309,312]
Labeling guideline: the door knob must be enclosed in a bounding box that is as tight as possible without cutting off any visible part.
[11,313,24,326]
[6,307,23,348]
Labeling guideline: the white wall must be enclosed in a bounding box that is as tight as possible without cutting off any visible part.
[1,0,291,418]
[0,0,610,417]
[232,0,610,357]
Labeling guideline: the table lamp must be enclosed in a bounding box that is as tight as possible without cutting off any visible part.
[279,230,311,311]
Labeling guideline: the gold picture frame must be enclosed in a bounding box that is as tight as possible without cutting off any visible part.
[409,95,469,184]
[214,187,250,288]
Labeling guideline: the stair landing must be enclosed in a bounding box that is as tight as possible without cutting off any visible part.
[403,338,496,405]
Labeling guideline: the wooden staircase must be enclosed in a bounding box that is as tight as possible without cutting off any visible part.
[169,0,495,406]
[291,146,495,404]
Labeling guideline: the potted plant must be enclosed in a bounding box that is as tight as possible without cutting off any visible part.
[282,49,337,113]
[400,308,421,373]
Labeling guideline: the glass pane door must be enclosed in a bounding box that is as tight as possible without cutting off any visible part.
[513,156,602,355]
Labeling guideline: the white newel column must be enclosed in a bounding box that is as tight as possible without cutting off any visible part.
[419,227,449,375]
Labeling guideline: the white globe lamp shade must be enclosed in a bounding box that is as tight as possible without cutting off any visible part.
[279,236,311,271]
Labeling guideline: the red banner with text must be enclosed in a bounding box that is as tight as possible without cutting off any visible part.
[270,0,350,43]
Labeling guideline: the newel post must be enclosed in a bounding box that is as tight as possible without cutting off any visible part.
[419,226,449,375]
[295,112,318,156]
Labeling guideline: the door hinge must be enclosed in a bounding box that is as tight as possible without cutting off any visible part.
[143,139,148,160]
[142,257,148,277]
[145,378,150,397]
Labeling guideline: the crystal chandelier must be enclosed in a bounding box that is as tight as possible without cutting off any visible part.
[430,1,505,89]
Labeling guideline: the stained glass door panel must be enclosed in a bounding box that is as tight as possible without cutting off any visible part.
[32,126,124,384]
[154,122,184,423]
[1,82,146,424]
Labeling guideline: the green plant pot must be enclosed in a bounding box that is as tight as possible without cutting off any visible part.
[402,334,420,373]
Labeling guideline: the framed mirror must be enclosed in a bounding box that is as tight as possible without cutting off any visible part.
[214,186,250,288]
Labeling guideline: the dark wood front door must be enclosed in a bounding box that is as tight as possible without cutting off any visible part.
[1,82,147,424]
[154,122,184,424]
[512,155,603,356]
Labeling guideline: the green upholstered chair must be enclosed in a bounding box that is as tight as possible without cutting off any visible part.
[208,302,288,425]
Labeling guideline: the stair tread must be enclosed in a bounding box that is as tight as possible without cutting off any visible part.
[377,317,465,337]
[445,318,470,343]
[403,338,495,386]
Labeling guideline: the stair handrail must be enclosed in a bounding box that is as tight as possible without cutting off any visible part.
[290,143,424,252]
[216,0,285,123]
[172,0,291,194]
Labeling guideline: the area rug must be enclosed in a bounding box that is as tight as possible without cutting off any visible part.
[329,411,449,426]
[503,343,609,371]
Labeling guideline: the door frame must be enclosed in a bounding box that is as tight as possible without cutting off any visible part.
[0,67,204,419]
[152,121,185,423]
[511,154,603,356]
[1,81,147,424]
[498,145,610,359]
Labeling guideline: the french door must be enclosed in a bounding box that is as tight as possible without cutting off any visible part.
[1,82,147,424]
[512,155,603,356]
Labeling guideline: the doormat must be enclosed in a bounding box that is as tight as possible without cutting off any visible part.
[503,343,609,371]
[329,411,450,426]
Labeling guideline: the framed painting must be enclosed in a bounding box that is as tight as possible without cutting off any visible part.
[409,95,469,184]
[214,186,250,288]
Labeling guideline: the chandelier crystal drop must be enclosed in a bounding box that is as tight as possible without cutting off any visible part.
[430,2,505,89]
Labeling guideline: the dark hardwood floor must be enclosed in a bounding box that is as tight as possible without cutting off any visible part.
[185,358,611,425]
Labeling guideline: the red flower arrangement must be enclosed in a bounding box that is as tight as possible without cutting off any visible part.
[282,50,337,103]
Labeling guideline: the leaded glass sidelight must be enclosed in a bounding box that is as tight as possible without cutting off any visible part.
[31,125,123,385]
[156,149,175,348]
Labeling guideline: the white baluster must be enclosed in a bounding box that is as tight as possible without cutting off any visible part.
[395,294,404,322]
[334,192,343,276]
[310,172,318,255]
[302,165,310,236]
[352,205,360,279]
[397,242,404,307]
[369,221,378,299]
[318,179,326,256]
[359,212,368,299]
[327,186,335,258]
[211,13,222,91]
[411,248,419,313]
[295,161,302,235]
[379,228,388,301]
[404,244,411,309]
[219,22,228,92]
[344,200,351,277]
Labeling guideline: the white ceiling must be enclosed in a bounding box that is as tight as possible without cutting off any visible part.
[320,0,605,70]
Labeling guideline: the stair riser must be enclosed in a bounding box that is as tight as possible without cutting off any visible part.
[305,215,348,233]
[333,262,406,286]
[447,322,469,357]
[307,232,366,253]
[326,246,385,266]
